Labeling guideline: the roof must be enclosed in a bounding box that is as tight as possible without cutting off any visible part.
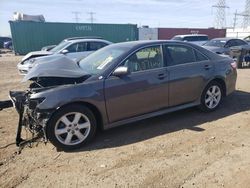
[107,40,205,50]
[210,37,236,41]
[64,36,103,41]
[173,34,208,38]
[67,38,112,44]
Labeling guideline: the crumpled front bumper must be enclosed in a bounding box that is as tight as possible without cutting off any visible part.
[9,91,52,146]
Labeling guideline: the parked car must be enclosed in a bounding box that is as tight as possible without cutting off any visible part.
[171,34,209,46]
[10,40,237,150]
[3,40,13,50]
[17,38,112,74]
[243,36,250,43]
[230,45,250,68]
[41,45,56,51]
[203,38,249,55]
[0,37,11,48]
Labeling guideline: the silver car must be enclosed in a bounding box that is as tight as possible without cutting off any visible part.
[17,38,112,74]
[171,34,209,46]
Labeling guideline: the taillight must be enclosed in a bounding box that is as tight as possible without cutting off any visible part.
[230,61,237,69]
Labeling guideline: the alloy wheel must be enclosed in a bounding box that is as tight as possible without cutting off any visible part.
[54,112,91,146]
[205,85,222,109]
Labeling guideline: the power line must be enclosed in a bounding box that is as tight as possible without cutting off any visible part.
[87,12,96,23]
[212,0,229,28]
[72,11,81,23]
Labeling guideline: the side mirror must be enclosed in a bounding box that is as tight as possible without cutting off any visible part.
[112,66,129,77]
[61,49,69,54]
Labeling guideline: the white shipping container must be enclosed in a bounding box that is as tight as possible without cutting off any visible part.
[13,12,45,22]
[226,28,250,39]
[139,28,158,40]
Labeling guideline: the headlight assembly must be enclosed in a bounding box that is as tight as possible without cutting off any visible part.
[28,97,45,110]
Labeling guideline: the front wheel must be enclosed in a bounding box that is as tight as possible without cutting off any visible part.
[46,104,97,151]
[199,81,223,112]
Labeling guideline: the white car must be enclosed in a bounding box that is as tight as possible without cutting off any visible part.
[171,34,209,46]
[17,38,112,74]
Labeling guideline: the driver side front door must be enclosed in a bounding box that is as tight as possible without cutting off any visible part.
[104,45,169,123]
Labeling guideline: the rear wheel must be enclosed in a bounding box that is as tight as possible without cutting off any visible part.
[47,104,97,151]
[199,81,223,112]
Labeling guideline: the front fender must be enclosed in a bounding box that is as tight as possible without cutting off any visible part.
[30,81,107,123]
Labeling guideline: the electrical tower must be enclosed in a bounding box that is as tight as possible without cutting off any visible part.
[212,0,229,28]
[243,0,250,28]
[72,11,81,23]
[87,12,96,24]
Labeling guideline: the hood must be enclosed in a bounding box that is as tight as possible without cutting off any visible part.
[22,51,53,62]
[22,54,87,82]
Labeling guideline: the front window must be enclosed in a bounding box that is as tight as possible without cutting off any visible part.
[88,42,107,51]
[79,45,128,75]
[123,46,164,72]
[50,41,71,53]
[66,42,87,52]
[203,40,226,47]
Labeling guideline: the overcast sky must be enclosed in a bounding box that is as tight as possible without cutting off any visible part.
[0,0,246,36]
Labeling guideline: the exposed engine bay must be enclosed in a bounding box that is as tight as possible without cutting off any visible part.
[7,74,91,147]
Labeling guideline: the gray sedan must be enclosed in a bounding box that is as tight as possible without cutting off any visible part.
[10,40,237,150]
[203,38,248,55]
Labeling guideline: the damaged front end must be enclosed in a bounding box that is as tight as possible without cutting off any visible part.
[10,89,50,146]
[10,75,90,147]
[6,56,91,148]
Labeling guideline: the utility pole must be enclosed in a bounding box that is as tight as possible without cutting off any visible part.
[233,10,238,29]
[243,0,250,28]
[72,11,81,23]
[234,12,250,29]
[87,12,96,24]
[212,0,229,28]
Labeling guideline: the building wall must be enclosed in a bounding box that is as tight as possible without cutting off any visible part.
[138,28,158,40]
[226,28,250,39]
[158,28,226,40]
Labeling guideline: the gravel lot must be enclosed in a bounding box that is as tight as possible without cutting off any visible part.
[0,53,250,188]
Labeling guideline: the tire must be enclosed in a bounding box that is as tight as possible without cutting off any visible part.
[199,81,224,112]
[46,104,97,151]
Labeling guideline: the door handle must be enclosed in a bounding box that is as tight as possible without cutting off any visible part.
[204,64,212,70]
[158,73,166,80]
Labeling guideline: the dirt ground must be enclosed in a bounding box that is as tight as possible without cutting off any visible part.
[0,53,250,188]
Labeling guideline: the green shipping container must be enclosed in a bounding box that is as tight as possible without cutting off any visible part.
[9,21,138,55]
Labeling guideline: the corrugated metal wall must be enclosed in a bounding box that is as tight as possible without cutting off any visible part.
[9,21,138,55]
[138,28,158,40]
[158,28,226,40]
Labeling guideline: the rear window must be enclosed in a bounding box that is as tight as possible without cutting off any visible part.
[195,50,209,61]
[165,44,196,66]
[183,36,208,42]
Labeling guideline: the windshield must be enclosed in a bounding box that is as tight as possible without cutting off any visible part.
[203,40,226,47]
[50,41,70,53]
[79,45,128,75]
